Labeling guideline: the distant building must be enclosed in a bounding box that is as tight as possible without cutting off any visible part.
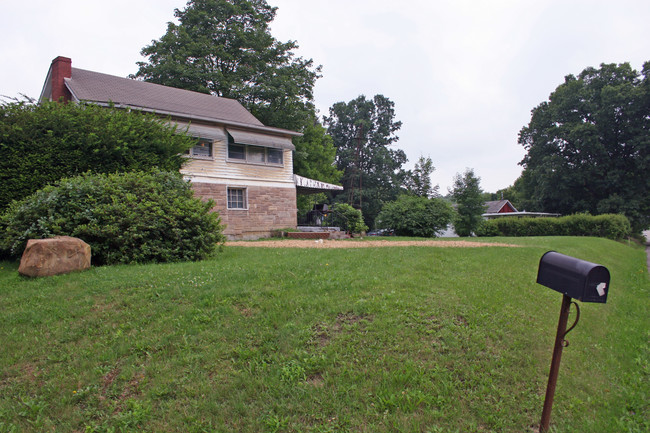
[482,200,560,219]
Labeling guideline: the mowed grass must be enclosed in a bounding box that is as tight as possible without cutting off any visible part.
[0,237,647,432]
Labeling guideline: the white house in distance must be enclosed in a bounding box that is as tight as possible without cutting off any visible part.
[40,56,342,239]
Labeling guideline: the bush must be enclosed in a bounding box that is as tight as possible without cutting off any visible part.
[331,203,368,234]
[0,170,224,265]
[376,195,455,237]
[0,100,196,211]
[475,213,631,240]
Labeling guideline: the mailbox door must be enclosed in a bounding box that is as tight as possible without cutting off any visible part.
[583,267,610,303]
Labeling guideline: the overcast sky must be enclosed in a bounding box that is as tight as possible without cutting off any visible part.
[3,0,648,192]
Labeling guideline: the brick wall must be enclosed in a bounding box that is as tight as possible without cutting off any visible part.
[191,182,297,239]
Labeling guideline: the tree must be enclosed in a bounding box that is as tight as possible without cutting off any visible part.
[518,61,650,232]
[292,119,341,185]
[449,168,486,236]
[324,94,407,228]
[377,195,454,237]
[403,155,440,198]
[133,0,320,132]
[0,100,195,211]
[293,117,342,214]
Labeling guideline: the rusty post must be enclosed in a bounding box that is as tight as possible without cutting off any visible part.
[540,294,572,432]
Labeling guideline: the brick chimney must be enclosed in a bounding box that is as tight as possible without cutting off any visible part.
[50,56,72,102]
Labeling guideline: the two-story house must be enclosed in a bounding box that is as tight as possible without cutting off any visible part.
[40,56,341,239]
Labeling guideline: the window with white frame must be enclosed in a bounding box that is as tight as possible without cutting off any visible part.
[227,187,247,209]
[189,138,213,159]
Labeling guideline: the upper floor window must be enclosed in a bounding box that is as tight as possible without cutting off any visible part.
[189,138,213,159]
[227,141,284,166]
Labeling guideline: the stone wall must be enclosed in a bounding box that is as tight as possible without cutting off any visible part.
[191,182,297,239]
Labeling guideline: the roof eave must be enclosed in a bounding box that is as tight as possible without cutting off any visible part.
[77,99,302,137]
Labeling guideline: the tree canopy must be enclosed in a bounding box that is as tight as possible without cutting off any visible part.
[517,61,650,232]
[133,0,320,131]
[325,94,407,228]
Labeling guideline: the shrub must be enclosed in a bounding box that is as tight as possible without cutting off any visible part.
[376,195,455,237]
[0,100,196,211]
[331,203,368,234]
[476,213,631,240]
[0,170,224,265]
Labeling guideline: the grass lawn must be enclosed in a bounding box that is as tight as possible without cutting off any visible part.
[0,236,647,432]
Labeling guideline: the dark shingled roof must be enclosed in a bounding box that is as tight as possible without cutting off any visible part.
[65,68,266,128]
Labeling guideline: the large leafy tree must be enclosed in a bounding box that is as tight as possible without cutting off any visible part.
[518,61,650,232]
[449,168,486,237]
[324,94,407,228]
[134,0,320,131]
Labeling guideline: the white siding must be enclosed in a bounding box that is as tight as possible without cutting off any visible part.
[180,129,294,185]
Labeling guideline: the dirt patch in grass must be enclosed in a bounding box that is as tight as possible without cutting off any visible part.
[226,239,518,248]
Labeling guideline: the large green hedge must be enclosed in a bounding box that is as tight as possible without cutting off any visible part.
[0,170,224,265]
[330,203,368,234]
[0,100,196,211]
[475,213,631,240]
[377,195,455,237]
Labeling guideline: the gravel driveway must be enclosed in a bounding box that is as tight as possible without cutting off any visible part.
[226,239,518,248]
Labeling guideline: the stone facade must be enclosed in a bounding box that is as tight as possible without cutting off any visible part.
[191,182,297,239]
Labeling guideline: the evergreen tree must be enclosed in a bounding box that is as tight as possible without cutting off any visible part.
[449,168,486,236]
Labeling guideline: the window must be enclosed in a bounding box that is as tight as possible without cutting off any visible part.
[267,148,283,164]
[189,138,213,158]
[226,134,283,165]
[228,143,245,160]
[247,146,266,163]
[227,188,247,209]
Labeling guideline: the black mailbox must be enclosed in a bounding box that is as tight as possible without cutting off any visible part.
[537,251,610,303]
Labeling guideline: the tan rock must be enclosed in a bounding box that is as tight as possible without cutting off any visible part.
[18,236,91,277]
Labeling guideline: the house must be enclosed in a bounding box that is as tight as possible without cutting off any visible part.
[483,200,518,216]
[482,200,560,219]
[40,56,342,239]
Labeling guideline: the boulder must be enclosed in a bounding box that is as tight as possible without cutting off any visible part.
[18,236,91,277]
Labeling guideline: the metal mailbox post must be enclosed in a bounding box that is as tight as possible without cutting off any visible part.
[536,251,610,432]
